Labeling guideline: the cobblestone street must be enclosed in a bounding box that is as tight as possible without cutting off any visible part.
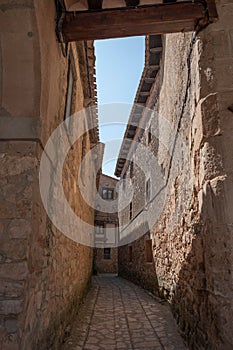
[62,275,187,350]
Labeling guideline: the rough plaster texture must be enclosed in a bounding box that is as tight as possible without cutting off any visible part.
[118,1,233,348]
[0,1,96,349]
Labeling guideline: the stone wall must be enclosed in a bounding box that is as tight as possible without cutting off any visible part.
[118,232,158,295]
[0,1,97,349]
[118,1,233,348]
[94,247,118,274]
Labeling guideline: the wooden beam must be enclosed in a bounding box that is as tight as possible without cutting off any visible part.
[140,91,150,96]
[144,77,155,83]
[149,47,163,53]
[62,2,212,42]
[148,65,160,70]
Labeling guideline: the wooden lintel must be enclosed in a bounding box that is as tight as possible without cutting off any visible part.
[61,1,213,42]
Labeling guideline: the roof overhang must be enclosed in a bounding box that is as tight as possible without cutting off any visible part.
[114,34,163,177]
[57,1,218,42]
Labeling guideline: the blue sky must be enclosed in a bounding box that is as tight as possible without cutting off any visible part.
[95,36,145,177]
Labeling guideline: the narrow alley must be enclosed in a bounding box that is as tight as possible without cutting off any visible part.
[62,275,187,350]
[1,1,233,350]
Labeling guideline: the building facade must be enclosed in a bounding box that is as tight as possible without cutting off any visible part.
[94,174,119,274]
[0,1,100,349]
[116,34,163,294]
[116,2,233,347]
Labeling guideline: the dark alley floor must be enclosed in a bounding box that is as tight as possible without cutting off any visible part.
[62,275,187,350]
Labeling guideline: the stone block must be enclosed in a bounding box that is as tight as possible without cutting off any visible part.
[7,141,36,156]
[5,318,18,333]
[215,58,233,92]
[0,261,28,280]
[7,219,31,239]
[0,281,24,298]
[0,202,16,219]
[2,333,19,350]
[201,94,221,137]
[0,239,28,261]
[0,156,36,178]
[202,30,231,63]
[0,300,23,315]
[199,140,224,185]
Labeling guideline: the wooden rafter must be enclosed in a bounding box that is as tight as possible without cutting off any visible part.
[61,1,218,42]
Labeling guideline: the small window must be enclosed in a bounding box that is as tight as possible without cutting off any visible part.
[102,188,114,200]
[148,125,152,144]
[129,202,133,220]
[129,246,133,262]
[95,225,104,235]
[130,161,134,178]
[64,58,75,126]
[122,173,126,191]
[146,178,151,203]
[146,239,153,263]
[104,248,111,260]
[82,132,87,160]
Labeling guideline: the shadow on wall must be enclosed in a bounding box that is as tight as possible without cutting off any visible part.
[118,179,233,349]
[168,183,233,350]
[118,229,159,296]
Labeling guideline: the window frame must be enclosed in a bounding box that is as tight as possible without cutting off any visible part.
[146,178,151,203]
[130,160,134,178]
[122,173,126,191]
[103,247,111,260]
[145,239,153,263]
[102,188,114,200]
[95,225,104,235]
[129,201,133,220]
[148,124,152,145]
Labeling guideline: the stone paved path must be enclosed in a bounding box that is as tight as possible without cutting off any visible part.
[62,275,188,350]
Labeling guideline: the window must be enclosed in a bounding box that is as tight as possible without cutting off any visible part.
[148,125,152,144]
[64,57,75,127]
[82,132,87,160]
[122,173,126,191]
[95,225,104,235]
[80,128,87,185]
[146,178,151,203]
[104,248,111,260]
[130,160,134,178]
[129,202,133,220]
[129,246,133,262]
[146,239,153,263]
[102,188,114,200]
